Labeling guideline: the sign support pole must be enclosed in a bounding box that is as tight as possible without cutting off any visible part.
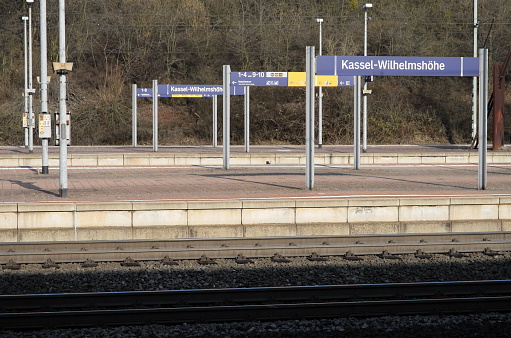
[478,48,488,190]
[306,46,315,190]
[132,84,137,147]
[152,80,158,152]
[23,16,28,148]
[223,65,231,169]
[40,0,49,174]
[354,76,361,169]
[28,2,34,154]
[244,86,250,153]
[213,95,218,147]
[472,0,478,139]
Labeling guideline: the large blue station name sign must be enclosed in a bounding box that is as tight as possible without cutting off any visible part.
[316,56,479,77]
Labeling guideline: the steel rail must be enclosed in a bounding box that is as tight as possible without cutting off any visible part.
[0,280,511,329]
[0,232,510,264]
[1,280,510,310]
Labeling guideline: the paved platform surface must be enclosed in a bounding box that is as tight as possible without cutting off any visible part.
[0,144,485,155]
[0,145,509,203]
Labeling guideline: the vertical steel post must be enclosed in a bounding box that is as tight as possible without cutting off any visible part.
[28,3,34,153]
[152,80,158,152]
[40,0,49,174]
[244,86,250,153]
[317,20,323,149]
[22,16,29,148]
[223,65,231,169]
[354,76,361,170]
[472,0,478,139]
[58,0,68,197]
[478,48,488,190]
[362,6,369,153]
[132,84,137,147]
[306,46,315,190]
[213,95,218,147]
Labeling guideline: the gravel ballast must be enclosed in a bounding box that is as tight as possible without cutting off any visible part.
[1,252,510,336]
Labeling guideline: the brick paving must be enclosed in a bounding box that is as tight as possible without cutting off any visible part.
[0,163,510,203]
[0,145,509,203]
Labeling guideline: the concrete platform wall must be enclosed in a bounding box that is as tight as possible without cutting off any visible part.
[1,197,510,242]
[1,152,510,167]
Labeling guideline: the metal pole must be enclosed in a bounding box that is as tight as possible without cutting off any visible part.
[306,46,315,190]
[244,86,250,153]
[213,95,218,147]
[472,0,478,139]
[152,80,158,152]
[354,76,361,170]
[28,3,34,153]
[362,7,369,153]
[317,19,323,149]
[58,0,68,197]
[40,0,49,174]
[222,65,231,169]
[22,16,28,148]
[478,48,488,190]
[132,84,137,147]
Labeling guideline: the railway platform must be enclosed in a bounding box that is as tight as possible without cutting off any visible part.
[0,144,510,242]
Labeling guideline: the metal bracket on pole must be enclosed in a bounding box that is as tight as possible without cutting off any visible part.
[223,65,231,169]
[306,46,315,190]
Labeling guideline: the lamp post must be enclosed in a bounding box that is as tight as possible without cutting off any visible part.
[56,0,72,197]
[27,0,35,153]
[316,18,323,149]
[22,16,29,148]
[362,3,372,153]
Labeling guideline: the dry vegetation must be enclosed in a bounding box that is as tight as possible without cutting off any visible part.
[0,0,510,146]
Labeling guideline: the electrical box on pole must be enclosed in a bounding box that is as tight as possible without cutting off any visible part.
[53,111,71,146]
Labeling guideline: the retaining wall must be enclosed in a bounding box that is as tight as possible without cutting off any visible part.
[1,197,509,242]
[2,152,511,167]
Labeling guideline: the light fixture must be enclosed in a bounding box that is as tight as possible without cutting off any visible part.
[363,3,373,9]
[316,18,323,23]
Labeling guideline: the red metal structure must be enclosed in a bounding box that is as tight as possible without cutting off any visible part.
[492,50,511,150]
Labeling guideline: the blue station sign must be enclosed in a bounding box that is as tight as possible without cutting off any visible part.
[316,56,479,77]
[231,72,288,86]
[137,84,244,97]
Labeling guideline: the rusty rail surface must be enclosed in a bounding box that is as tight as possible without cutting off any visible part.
[1,232,510,266]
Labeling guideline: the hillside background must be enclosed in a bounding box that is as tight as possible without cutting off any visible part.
[0,0,510,146]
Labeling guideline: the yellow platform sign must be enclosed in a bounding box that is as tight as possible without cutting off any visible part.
[288,72,339,87]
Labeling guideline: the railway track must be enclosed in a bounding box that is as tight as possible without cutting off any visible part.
[1,232,510,267]
[0,280,510,329]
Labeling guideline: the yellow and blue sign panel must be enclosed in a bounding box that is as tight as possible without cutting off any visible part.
[231,72,354,87]
[137,70,356,97]
[287,72,353,87]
